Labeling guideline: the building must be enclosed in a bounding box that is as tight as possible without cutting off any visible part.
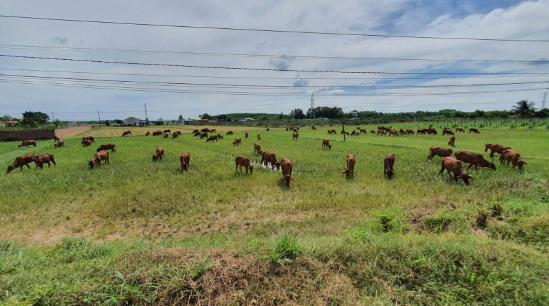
[0,120,18,128]
[123,117,147,126]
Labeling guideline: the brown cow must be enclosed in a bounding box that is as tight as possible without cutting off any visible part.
[439,156,472,185]
[512,158,527,172]
[6,153,35,173]
[97,144,116,152]
[384,154,395,179]
[163,129,171,134]
[33,153,56,169]
[81,139,92,147]
[89,150,109,168]
[427,147,453,161]
[455,151,496,170]
[235,155,253,174]
[121,130,132,137]
[82,136,95,143]
[180,152,191,171]
[261,151,280,170]
[145,131,151,136]
[322,139,332,150]
[484,144,511,158]
[442,128,454,136]
[448,136,456,147]
[54,139,64,148]
[280,158,293,188]
[152,147,165,161]
[292,132,299,140]
[342,154,356,179]
[456,128,465,133]
[233,137,242,146]
[327,129,337,135]
[254,143,262,155]
[499,149,520,167]
[226,130,234,135]
[152,130,163,136]
[18,140,37,148]
[469,128,480,134]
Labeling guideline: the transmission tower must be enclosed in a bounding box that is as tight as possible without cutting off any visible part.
[310,93,315,119]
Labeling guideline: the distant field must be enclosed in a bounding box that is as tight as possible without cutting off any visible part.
[1,125,547,305]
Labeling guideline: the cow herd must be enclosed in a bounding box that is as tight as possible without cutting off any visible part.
[5,126,526,189]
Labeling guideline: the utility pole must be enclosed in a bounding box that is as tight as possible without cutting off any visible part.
[51,112,54,121]
[144,103,149,123]
[543,92,547,109]
[97,111,101,128]
[310,93,315,119]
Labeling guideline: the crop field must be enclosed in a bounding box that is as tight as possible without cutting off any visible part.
[1,125,548,305]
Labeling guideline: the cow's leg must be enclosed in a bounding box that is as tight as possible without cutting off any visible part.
[467,163,473,170]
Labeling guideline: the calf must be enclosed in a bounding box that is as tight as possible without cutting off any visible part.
[292,132,299,140]
[235,155,253,174]
[233,137,242,146]
[180,152,191,171]
[152,147,165,161]
[261,151,280,170]
[322,139,332,150]
[342,154,356,179]
[427,147,453,161]
[89,150,109,168]
[384,153,395,179]
[121,130,132,137]
[33,153,56,169]
[19,140,37,148]
[456,128,465,133]
[439,156,472,185]
[81,139,92,147]
[469,128,480,134]
[6,153,35,173]
[97,144,116,152]
[280,158,293,188]
[54,139,65,148]
[455,151,496,170]
[254,143,262,155]
[484,144,511,158]
[499,149,520,167]
[448,136,456,147]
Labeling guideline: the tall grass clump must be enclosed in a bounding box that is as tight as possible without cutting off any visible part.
[270,234,301,263]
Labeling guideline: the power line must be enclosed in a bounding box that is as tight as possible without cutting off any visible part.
[3,53,549,75]
[1,14,548,43]
[2,72,549,89]
[1,43,547,64]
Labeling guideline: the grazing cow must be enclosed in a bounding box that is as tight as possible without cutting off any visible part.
[469,128,480,134]
[235,155,253,174]
[292,132,299,140]
[266,128,270,132]
[81,139,92,147]
[327,129,337,135]
[442,128,454,136]
[233,137,242,146]
[152,147,165,161]
[377,130,386,136]
[33,153,56,169]
[512,158,527,172]
[484,144,511,158]
[388,130,399,136]
[152,130,163,136]
[54,139,64,148]
[261,151,280,170]
[121,130,132,137]
[145,131,151,136]
[179,152,190,171]
[254,143,262,155]
[439,156,472,185]
[201,128,210,133]
[455,151,496,170]
[210,129,217,133]
[172,132,179,139]
[360,128,368,134]
[257,134,262,141]
[206,135,220,142]
[163,129,171,134]
[6,153,35,173]
[96,144,116,152]
[226,130,234,135]
[427,147,453,161]
[370,130,376,134]
[456,128,465,133]
[89,150,109,168]
[322,139,332,150]
[384,154,395,179]
[280,158,293,188]
[342,154,356,179]
[499,149,521,167]
[18,140,37,148]
[245,132,249,139]
[405,129,414,135]
[82,136,95,143]
[448,136,456,147]
[164,133,169,138]
[53,135,60,142]
[200,132,209,139]
[192,129,199,134]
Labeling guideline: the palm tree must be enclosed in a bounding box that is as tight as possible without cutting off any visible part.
[512,100,535,117]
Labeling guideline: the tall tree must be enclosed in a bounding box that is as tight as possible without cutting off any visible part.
[20,111,49,127]
[290,108,306,119]
[512,100,535,117]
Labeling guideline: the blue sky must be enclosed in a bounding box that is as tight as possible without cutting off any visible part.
[0,0,548,120]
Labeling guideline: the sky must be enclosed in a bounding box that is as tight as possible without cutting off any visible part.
[0,0,548,120]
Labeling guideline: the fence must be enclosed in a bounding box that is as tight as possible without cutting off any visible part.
[0,125,91,141]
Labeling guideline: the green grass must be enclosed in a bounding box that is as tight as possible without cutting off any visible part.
[0,125,548,305]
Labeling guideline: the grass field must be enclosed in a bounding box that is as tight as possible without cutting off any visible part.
[1,125,548,305]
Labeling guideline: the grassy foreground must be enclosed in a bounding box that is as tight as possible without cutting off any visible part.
[1,125,548,305]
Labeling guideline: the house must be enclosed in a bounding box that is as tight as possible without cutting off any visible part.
[0,120,18,128]
[123,117,147,126]
[238,117,256,122]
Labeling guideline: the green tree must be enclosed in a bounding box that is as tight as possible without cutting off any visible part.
[290,108,306,119]
[512,100,535,117]
[200,113,212,120]
[20,111,49,127]
[178,114,184,123]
